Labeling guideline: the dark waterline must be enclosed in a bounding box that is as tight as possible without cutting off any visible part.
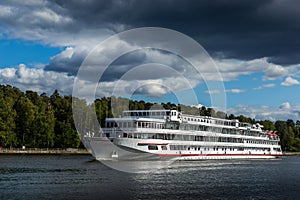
[0,155,300,200]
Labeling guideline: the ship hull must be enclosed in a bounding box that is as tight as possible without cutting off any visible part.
[84,137,282,161]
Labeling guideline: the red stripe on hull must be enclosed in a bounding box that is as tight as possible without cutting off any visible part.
[158,153,283,157]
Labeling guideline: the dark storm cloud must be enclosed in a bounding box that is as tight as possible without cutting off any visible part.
[98,49,190,82]
[2,0,299,74]
[52,0,300,66]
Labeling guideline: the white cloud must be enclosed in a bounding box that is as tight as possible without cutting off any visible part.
[191,104,204,109]
[135,84,169,97]
[94,76,199,100]
[0,64,74,95]
[228,102,300,121]
[0,5,13,17]
[213,58,269,81]
[263,65,288,80]
[279,102,291,109]
[204,90,221,94]
[225,89,246,93]
[213,57,288,82]
[205,89,245,94]
[31,8,73,25]
[281,76,300,86]
[0,67,16,78]
[288,64,300,78]
[253,83,275,90]
[204,89,246,94]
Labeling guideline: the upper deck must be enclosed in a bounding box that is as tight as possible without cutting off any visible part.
[106,109,263,131]
[104,109,279,142]
[122,110,169,119]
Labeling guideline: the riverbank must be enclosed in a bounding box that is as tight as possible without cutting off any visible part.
[283,152,300,156]
[0,148,89,155]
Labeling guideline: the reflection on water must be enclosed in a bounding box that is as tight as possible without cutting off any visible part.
[0,155,299,200]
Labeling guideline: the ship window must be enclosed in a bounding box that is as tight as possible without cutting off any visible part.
[161,146,167,150]
[148,145,158,150]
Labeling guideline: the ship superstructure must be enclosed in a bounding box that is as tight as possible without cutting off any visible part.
[84,109,282,160]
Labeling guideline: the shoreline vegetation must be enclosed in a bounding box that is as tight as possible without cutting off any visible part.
[0,148,89,155]
[0,84,300,152]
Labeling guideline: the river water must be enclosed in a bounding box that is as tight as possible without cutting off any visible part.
[0,154,300,200]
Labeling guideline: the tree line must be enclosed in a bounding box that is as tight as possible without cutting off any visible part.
[0,84,299,151]
[0,85,79,149]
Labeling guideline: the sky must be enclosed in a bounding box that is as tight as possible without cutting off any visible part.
[0,0,300,121]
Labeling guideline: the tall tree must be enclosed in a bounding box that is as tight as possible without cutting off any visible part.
[200,106,207,116]
[275,121,293,151]
[258,120,276,131]
[14,96,37,147]
[0,96,17,148]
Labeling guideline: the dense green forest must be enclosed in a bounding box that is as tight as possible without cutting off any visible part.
[0,84,300,151]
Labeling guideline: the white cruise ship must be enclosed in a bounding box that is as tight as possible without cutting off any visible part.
[84,109,282,161]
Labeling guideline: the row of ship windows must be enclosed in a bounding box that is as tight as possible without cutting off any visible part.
[107,122,165,129]
[182,116,256,129]
[123,111,167,117]
[183,117,212,123]
[169,145,246,151]
[107,121,267,138]
[117,133,279,145]
[179,125,264,137]
[150,145,280,152]
[183,117,237,127]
